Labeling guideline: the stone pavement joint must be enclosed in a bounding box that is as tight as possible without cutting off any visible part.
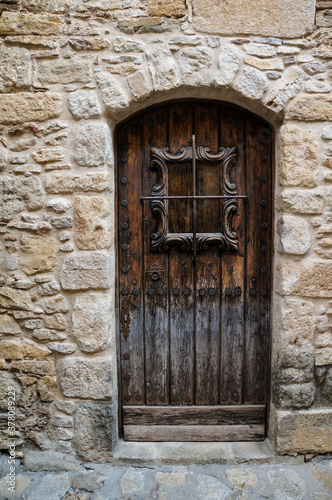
[0,453,332,499]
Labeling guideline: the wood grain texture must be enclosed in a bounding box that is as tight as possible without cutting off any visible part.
[124,424,265,441]
[117,101,273,440]
[123,405,265,425]
[220,107,246,406]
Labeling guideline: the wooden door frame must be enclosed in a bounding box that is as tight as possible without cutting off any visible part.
[114,98,275,440]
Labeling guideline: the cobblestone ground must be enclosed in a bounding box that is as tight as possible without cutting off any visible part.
[0,455,332,500]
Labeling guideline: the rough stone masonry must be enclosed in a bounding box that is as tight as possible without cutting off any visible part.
[0,0,331,465]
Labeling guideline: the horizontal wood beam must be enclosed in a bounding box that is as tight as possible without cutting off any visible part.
[124,424,265,441]
[317,1,332,9]
[123,405,265,426]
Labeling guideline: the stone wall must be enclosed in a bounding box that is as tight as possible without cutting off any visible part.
[0,0,331,460]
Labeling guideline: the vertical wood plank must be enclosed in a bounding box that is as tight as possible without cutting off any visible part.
[195,104,221,405]
[220,107,246,406]
[118,119,145,406]
[169,103,195,405]
[243,115,272,405]
[142,107,170,406]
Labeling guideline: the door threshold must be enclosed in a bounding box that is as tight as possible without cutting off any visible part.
[110,438,297,466]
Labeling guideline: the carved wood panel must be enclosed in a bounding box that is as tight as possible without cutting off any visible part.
[149,145,239,252]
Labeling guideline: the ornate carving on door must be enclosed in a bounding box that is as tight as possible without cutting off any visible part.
[144,143,241,253]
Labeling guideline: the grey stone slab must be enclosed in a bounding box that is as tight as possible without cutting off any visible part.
[160,442,232,465]
[23,450,83,472]
[230,440,275,462]
[24,472,71,500]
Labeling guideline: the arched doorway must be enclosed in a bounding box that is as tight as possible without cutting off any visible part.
[116,100,273,441]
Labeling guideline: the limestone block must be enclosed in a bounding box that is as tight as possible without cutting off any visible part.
[244,56,283,71]
[32,148,64,163]
[32,328,67,341]
[281,261,332,297]
[316,315,330,333]
[0,474,30,499]
[50,216,73,228]
[74,196,112,250]
[0,371,21,412]
[280,298,315,342]
[278,383,315,409]
[41,120,69,135]
[146,43,180,91]
[192,0,315,38]
[40,294,69,314]
[11,359,55,375]
[279,190,324,214]
[195,474,232,499]
[44,313,68,331]
[60,253,111,290]
[0,147,8,170]
[0,92,62,124]
[279,367,313,385]
[5,35,58,49]
[122,470,144,493]
[147,0,186,17]
[96,72,129,111]
[54,400,76,414]
[68,90,101,120]
[304,81,332,94]
[0,46,32,93]
[278,342,314,370]
[179,47,212,86]
[127,71,152,101]
[226,469,258,488]
[278,125,318,188]
[234,66,267,100]
[302,62,326,75]
[0,12,63,35]
[48,342,76,354]
[113,38,145,52]
[322,126,332,141]
[286,95,332,121]
[38,58,92,84]
[75,401,117,460]
[278,216,310,255]
[270,405,332,453]
[0,313,21,334]
[23,450,83,472]
[68,37,111,51]
[19,234,58,276]
[45,172,110,193]
[315,348,332,366]
[37,280,60,296]
[322,368,332,403]
[214,46,241,86]
[75,123,112,167]
[72,293,111,352]
[0,287,33,311]
[268,470,306,499]
[37,375,57,401]
[245,43,276,58]
[59,357,115,399]
[46,198,71,213]
[264,67,308,113]
[0,340,51,360]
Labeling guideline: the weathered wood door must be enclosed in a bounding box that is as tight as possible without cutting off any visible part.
[117,101,273,441]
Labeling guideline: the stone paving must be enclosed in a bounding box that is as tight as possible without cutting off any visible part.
[0,451,332,500]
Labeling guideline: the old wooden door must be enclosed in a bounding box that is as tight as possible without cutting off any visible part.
[117,101,273,441]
